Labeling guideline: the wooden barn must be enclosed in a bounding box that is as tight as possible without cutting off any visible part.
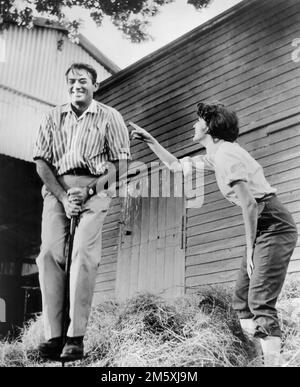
[1,0,300,334]
[0,18,118,337]
[93,0,300,304]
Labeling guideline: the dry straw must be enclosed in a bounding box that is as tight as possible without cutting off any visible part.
[0,277,299,367]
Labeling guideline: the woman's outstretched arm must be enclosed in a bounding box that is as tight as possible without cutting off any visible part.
[129,122,181,171]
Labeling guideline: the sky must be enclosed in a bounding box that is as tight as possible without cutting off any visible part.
[68,0,243,69]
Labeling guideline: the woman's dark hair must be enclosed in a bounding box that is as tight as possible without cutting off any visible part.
[196,101,239,142]
[65,63,98,84]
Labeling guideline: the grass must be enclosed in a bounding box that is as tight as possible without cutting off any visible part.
[0,276,299,367]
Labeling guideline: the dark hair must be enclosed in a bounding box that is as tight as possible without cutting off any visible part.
[196,101,239,142]
[65,63,98,84]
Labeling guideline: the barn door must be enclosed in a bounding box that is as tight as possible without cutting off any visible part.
[116,191,185,301]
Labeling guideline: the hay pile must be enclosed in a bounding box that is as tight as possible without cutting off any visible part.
[0,277,299,367]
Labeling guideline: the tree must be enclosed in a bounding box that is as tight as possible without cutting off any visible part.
[0,0,211,43]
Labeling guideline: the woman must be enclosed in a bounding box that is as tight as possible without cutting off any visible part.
[129,102,298,366]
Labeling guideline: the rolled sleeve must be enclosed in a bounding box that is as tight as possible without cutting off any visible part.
[216,151,248,187]
[33,113,53,164]
[106,109,131,161]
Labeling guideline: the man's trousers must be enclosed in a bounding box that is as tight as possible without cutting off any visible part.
[36,175,111,340]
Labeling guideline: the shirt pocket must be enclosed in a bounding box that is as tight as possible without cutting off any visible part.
[86,124,106,158]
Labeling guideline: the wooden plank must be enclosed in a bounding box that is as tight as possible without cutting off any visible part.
[105,43,298,162]
[122,35,298,129]
[187,248,300,278]
[187,190,300,233]
[173,198,185,297]
[100,254,118,265]
[129,58,299,160]
[125,48,299,139]
[185,258,300,289]
[129,113,298,168]
[101,245,118,257]
[188,211,300,249]
[163,195,177,298]
[100,0,286,102]
[129,198,142,296]
[97,262,117,274]
[93,280,116,293]
[188,147,300,202]
[242,119,300,149]
[102,1,297,109]
[186,269,239,287]
[156,196,167,295]
[115,245,130,300]
[137,198,150,292]
[187,223,245,248]
[187,161,300,215]
[101,228,119,241]
[186,238,300,276]
[126,22,299,144]
[114,198,130,300]
[186,246,300,268]
[187,235,246,256]
[102,238,120,249]
[95,271,116,283]
[130,98,300,167]
[186,245,245,265]
[101,0,287,97]
[187,180,300,224]
[147,197,159,293]
[186,257,242,278]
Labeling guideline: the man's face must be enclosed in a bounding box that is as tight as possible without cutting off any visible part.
[66,69,98,106]
[193,117,208,142]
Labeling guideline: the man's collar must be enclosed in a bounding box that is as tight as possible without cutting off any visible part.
[61,99,98,114]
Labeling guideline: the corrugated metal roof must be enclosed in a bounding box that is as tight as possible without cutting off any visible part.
[0,25,112,105]
[32,18,120,75]
[0,86,48,162]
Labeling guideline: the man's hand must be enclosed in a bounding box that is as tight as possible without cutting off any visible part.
[61,194,82,219]
[67,187,89,205]
[247,247,254,278]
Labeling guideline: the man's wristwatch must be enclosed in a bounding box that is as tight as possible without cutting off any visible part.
[87,184,97,198]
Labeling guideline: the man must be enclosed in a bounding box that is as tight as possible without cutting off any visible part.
[33,63,131,361]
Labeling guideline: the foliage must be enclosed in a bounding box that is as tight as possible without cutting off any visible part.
[0,0,211,42]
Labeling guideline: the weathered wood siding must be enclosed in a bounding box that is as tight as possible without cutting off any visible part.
[116,176,185,301]
[94,0,300,298]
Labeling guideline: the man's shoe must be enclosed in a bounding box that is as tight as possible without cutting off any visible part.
[38,337,64,361]
[60,337,84,362]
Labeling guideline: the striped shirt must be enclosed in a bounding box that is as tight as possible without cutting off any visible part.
[33,100,131,176]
